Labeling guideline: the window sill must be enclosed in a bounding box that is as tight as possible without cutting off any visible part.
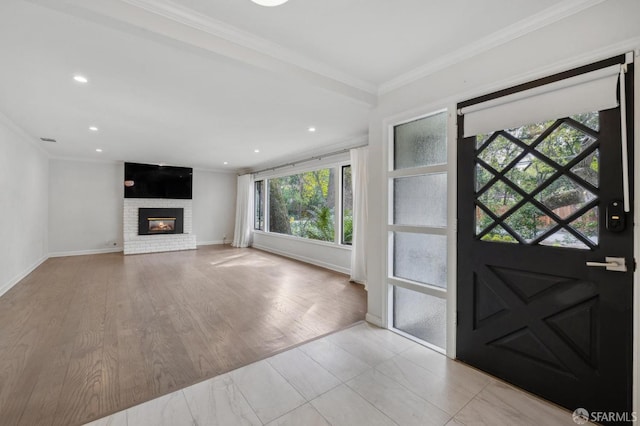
[252,230,352,251]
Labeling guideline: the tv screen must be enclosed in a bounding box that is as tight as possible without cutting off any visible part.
[124,162,193,199]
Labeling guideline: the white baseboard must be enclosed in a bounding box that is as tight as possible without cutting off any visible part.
[251,243,350,275]
[0,254,48,298]
[196,240,224,246]
[48,247,123,258]
[365,313,383,328]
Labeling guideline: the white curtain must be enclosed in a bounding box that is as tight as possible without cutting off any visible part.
[350,147,368,287]
[231,174,254,248]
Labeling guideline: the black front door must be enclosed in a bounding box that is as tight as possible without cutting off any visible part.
[457,63,634,418]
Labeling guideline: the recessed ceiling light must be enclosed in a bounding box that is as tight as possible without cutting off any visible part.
[251,0,288,6]
[89,126,98,131]
[254,149,260,153]
[73,75,88,83]
[223,161,228,165]
[308,126,316,132]
[95,148,103,153]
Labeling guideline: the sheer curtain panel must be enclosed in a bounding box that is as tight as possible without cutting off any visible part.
[232,174,253,248]
[350,147,369,287]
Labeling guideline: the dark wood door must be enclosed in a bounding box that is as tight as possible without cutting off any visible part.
[457,69,634,418]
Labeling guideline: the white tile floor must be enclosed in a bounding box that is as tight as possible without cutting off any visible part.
[85,323,580,426]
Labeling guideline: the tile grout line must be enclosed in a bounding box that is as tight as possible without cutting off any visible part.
[179,390,198,426]
[448,378,495,423]
[225,373,266,425]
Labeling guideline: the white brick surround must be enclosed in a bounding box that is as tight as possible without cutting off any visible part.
[124,198,196,255]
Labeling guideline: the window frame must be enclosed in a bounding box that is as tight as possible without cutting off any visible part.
[254,179,265,231]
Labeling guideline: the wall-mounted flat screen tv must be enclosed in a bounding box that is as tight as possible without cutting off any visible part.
[124,162,193,199]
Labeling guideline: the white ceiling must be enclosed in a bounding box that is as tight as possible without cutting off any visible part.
[0,0,601,171]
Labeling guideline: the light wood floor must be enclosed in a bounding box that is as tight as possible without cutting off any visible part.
[0,245,366,426]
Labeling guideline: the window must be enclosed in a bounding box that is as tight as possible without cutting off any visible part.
[268,168,336,242]
[254,180,264,230]
[342,165,353,245]
[254,162,352,245]
[388,110,449,352]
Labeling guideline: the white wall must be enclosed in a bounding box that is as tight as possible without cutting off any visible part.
[48,159,124,256]
[47,160,237,255]
[0,114,49,296]
[253,232,351,274]
[366,0,640,324]
[192,169,236,244]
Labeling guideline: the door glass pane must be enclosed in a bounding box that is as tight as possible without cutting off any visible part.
[570,149,599,188]
[504,203,556,243]
[394,112,447,170]
[477,134,523,172]
[393,286,446,349]
[393,232,447,288]
[394,173,447,227]
[480,224,517,243]
[536,175,596,219]
[477,180,522,216]
[535,122,597,166]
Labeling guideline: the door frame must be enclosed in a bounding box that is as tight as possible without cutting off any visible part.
[379,49,640,413]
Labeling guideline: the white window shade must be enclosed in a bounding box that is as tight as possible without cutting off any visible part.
[461,64,620,137]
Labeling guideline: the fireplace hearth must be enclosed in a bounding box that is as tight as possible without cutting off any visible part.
[138,208,184,235]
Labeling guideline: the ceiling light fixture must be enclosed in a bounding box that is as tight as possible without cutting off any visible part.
[96,148,103,152]
[73,75,88,83]
[308,126,316,132]
[251,0,289,6]
[254,149,260,153]
[224,161,229,165]
[89,126,98,131]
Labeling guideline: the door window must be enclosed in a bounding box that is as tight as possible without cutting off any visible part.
[474,112,600,249]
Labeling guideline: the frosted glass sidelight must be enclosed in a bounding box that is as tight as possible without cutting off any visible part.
[393,232,447,288]
[394,112,447,170]
[393,286,446,349]
[394,173,447,227]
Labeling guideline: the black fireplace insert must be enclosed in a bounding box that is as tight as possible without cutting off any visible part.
[138,208,184,235]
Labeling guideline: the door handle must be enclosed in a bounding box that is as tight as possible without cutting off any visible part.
[586,257,627,272]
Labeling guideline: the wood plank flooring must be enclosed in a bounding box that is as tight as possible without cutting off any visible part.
[0,245,366,426]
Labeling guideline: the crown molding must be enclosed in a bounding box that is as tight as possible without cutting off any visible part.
[119,0,377,95]
[378,0,608,95]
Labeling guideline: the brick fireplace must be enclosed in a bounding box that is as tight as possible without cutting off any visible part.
[123,199,196,255]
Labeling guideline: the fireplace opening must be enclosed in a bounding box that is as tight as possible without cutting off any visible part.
[148,217,176,233]
[138,208,184,235]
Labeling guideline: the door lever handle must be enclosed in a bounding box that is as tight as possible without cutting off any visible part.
[586,257,627,272]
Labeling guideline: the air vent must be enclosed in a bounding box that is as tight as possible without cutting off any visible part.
[40,137,57,143]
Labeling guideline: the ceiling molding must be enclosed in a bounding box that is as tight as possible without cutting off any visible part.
[378,0,608,95]
[119,0,377,94]
[26,0,376,105]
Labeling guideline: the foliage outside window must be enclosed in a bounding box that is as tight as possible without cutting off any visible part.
[254,180,265,231]
[342,165,353,244]
[268,168,337,242]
